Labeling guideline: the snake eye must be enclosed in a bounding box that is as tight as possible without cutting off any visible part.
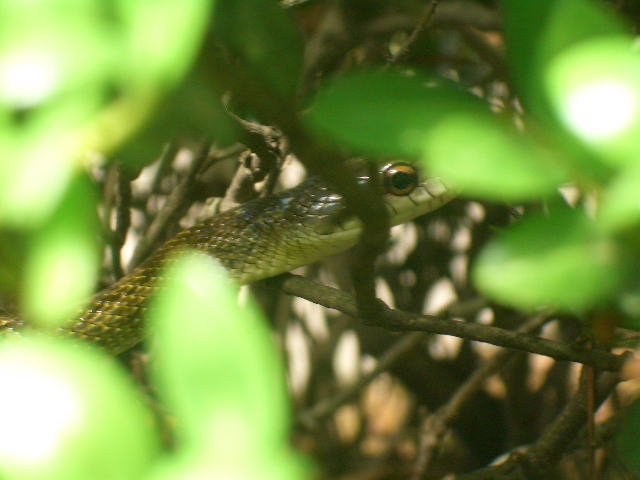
[382,162,418,196]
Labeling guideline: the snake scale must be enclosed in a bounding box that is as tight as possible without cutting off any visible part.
[0,163,454,354]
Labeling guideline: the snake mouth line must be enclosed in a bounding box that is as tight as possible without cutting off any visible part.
[322,178,452,238]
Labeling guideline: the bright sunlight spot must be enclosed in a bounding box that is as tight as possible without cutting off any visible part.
[0,360,80,464]
[545,36,640,163]
[0,51,59,109]
[204,411,254,459]
[561,79,638,141]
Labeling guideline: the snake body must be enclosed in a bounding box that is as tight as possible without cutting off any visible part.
[0,164,453,353]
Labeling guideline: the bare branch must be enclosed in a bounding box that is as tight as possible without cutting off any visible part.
[264,273,629,371]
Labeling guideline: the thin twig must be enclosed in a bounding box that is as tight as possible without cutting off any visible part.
[127,143,210,270]
[387,1,438,64]
[458,24,508,81]
[111,165,132,280]
[102,163,132,281]
[457,369,620,480]
[412,313,551,479]
[297,331,426,429]
[216,113,289,208]
[350,161,389,321]
[264,274,628,371]
[149,143,179,195]
[521,369,619,479]
[360,1,501,36]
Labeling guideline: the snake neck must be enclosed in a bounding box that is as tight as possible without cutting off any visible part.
[61,178,354,352]
[2,174,453,354]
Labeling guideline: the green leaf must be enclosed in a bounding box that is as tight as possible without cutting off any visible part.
[307,69,490,159]
[308,70,567,200]
[545,36,640,168]
[0,0,213,226]
[419,114,566,201]
[149,252,305,477]
[0,338,159,480]
[148,452,309,480]
[599,166,640,232]
[116,0,214,89]
[213,0,303,101]
[615,399,640,476]
[473,207,621,312]
[0,141,74,227]
[502,0,625,118]
[22,174,100,328]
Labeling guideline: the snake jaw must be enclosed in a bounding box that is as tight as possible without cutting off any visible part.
[385,177,454,227]
[307,177,454,239]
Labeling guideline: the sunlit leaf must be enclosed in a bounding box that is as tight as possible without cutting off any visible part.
[545,36,640,167]
[148,451,309,480]
[0,142,74,226]
[502,0,625,118]
[307,69,489,159]
[0,0,213,226]
[308,70,568,200]
[117,0,213,89]
[213,0,303,101]
[22,174,100,328]
[0,338,159,480]
[150,252,303,473]
[420,114,567,201]
[473,207,621,311]
[598,166,640,232]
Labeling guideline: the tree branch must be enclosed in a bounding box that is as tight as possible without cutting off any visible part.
[264,273,629,371]
[412,313,551,479]
[457,369,620,479]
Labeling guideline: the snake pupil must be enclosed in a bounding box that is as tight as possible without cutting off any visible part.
[382,162,418,196]
[392,172,412,190]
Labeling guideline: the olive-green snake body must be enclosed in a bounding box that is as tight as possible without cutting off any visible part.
[0,164,453,353]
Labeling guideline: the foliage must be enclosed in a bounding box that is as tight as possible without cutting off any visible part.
[307,0,640,317]
[1,0,640,478]
[305,0,640,474]
[0,1,306,479]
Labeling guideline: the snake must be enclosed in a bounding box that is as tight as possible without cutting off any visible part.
[0,162,454,354]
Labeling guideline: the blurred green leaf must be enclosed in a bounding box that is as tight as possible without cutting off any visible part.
[599,166,640,232]
[213,0,303,101]
[0,0,213,227]
[0,338,159,480]
[115,68,238,168]
[307,69,489,159]
[149,252,306,477]
[420,114,567,201]
[0,230,28,301]
[149,452,309,480]
[473,207,621,311]
[502,0,625,118]
[116,0,213,88]
[545,36,640,168]
[615,398,640,476]
[308,70,568,200]
[618,291,640,329]
[22,174,100,328]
